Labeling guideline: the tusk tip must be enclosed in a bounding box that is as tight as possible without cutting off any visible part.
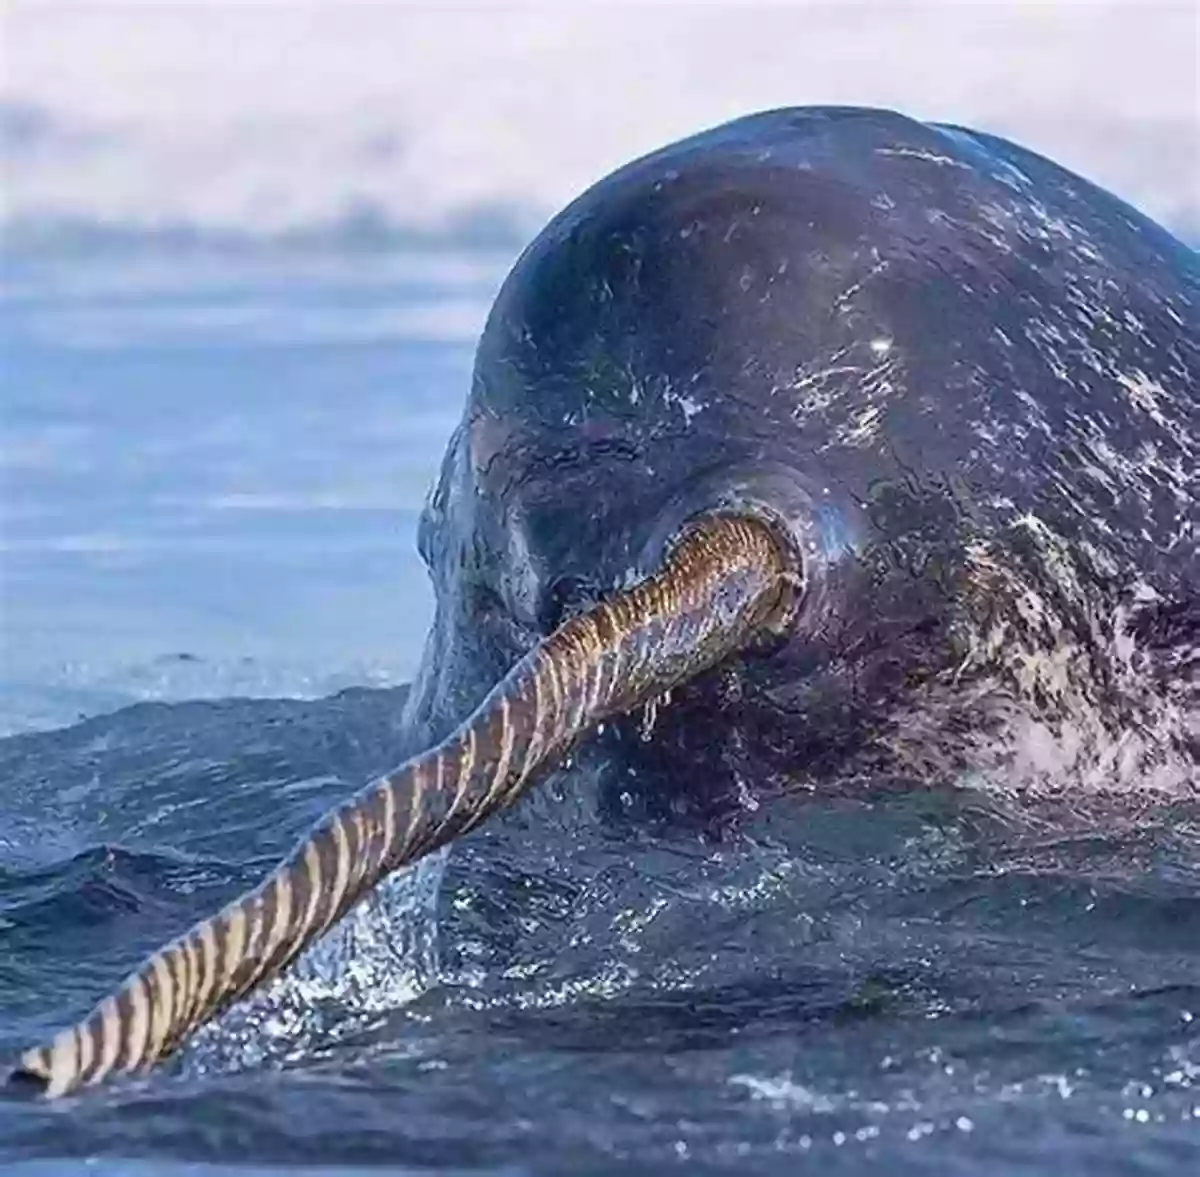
[5,1051,53,1098]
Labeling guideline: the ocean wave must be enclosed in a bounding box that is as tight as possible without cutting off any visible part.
[2,690,1199,1170]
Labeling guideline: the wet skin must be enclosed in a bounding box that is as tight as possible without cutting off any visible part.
[405,105,1198,825]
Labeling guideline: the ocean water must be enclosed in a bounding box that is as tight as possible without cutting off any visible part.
[1,247,1198,1175]
[0,248,509,733]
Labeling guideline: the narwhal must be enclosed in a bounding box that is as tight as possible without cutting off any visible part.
[12,106,1197,1097]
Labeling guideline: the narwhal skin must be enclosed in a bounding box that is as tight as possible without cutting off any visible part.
[11,106,1197,1098]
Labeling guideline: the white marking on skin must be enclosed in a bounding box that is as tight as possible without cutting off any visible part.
[928,205,1013,254]
[1022,320,1070,382]
[1115,370,1174,431]
[832,254,887,312]
[874,146,970,169]
[831,354,902,448]
[844,403,883,445]
[923,518,1199,807]
[1122,310,1148,338]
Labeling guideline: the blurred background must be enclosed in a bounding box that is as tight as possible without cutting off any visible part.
[2,1,1197,733]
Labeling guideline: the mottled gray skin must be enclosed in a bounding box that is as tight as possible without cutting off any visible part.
[406,107,1198,827]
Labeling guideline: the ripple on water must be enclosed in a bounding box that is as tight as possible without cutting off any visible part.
[0,691,1198,1175]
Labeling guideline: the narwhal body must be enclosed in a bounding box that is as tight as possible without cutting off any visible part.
[408,105,1197,817]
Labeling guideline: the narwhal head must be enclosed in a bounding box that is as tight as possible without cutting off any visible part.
[399,126,936,828]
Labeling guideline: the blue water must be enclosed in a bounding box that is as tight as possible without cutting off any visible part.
[0,249,511,733]
[1,247,1198,1174]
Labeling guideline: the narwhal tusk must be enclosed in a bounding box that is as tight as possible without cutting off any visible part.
[11,512,793,1098]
